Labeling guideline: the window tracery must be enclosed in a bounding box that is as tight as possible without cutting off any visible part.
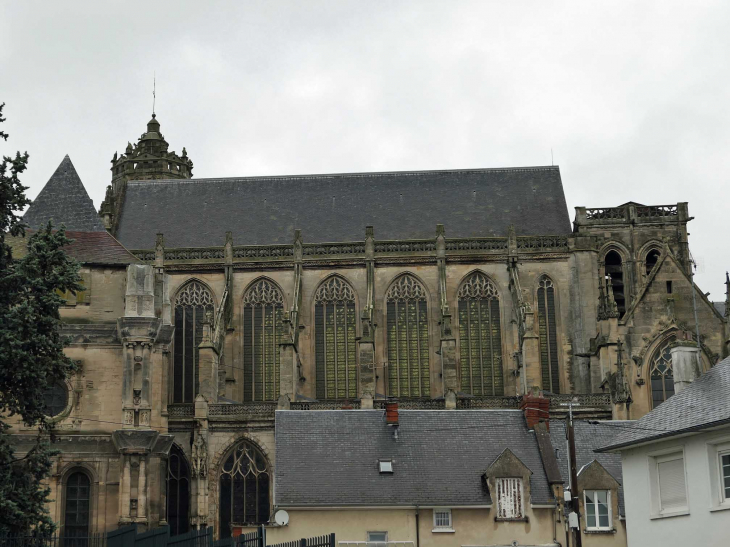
[650,335,676,408]
[173,281,214,403]
[386,275,430,398]
[458,272,503,396]
[218,441,270,537]
[537,276,560,394]
[314,277,357,400]
[243,280,285,402]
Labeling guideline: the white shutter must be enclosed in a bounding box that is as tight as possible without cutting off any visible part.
[658,457,687,511]
[497,478,524,519]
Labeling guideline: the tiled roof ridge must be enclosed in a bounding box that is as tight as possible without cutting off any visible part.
[126,165,561,186]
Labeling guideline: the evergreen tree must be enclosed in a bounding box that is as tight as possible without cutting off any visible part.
[0,103,82,535]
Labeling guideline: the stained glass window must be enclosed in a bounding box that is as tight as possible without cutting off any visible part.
[458,272,503,396]
[242,280,285,402]
[219,441,270,538]
[537,276,560,394]
[43,382,69,417]
[386,275,430,398]
[314,277,357,400]
[166,445,190,536]
[173,281,214,403]
[650,335,676,408]
[64,472,90,538]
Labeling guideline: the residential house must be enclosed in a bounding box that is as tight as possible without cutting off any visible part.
[599,355,730,546]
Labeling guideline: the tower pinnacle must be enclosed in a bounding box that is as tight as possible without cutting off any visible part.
[100,113,193,234]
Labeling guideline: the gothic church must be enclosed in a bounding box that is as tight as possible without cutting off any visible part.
[11,113,730,540]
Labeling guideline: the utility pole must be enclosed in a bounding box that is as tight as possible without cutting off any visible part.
[561,400,582,547]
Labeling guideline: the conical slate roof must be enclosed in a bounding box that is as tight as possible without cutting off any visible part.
[23,155,105,232]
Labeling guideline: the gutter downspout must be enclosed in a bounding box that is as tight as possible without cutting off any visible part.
[415,505,420,547]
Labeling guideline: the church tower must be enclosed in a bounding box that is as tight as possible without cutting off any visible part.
[100,114,193,234]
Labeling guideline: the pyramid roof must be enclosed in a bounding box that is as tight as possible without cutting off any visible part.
[23,155,105,232]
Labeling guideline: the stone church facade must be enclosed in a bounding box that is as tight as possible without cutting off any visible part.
[10,114,730,540]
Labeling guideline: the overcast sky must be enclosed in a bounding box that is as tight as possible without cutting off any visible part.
[1,1,728,299]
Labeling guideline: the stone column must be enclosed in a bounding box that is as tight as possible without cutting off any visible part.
[141,343,152,404]
[279,342,298,404]
[522,311,541,392]
[671,342,701,393]
[197,315,219,403]
[120,456,132,521]
[440,338,458,396]
[358,338,376,405]
[138,456,147,523]
[122,343,135,428]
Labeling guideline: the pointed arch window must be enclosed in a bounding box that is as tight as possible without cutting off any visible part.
[173,281,214,403]
[645,249,661,276]
[386,275,430,398]
[219,441,270,538]
[242,280,285,402]
[314,277,357,400]
[604,251,626,317]
[537,276,560,394]
[650,335,676,408]
[64,471,90,539]
[458,272,504,396]
[166,445,190,537]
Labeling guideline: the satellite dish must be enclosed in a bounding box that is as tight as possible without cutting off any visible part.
[274,509,289,526]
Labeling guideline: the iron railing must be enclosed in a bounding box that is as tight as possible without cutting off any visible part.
[0,536,106,547]
[269,534,335,547]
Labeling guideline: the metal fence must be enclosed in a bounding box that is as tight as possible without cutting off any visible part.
[269,534,335,547]
[0,536,107,547]
[1,527,332,547]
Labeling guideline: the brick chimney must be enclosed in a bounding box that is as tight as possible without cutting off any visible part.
[385,398,399,427]
[520,391,550,430]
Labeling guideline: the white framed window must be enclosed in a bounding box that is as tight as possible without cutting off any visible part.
[496,477,524,519]
[432,508,453,532]
[650,452,688,516]
[720,450,730,503]
[707,439,730,510]
[584,490,611,530]
[378,460,393,474]
[367,531,387,547]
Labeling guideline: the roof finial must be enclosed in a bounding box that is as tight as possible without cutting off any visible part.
[152,71,156,116]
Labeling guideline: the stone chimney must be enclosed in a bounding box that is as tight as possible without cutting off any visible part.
[671,333,702,393]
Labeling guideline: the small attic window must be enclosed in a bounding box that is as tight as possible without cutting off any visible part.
[379,460,393,474]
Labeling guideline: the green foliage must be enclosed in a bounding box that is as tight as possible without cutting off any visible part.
[0,102,82,534]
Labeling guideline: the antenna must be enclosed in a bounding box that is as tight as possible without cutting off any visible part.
[551,148,554,166]
[152,72,156,115]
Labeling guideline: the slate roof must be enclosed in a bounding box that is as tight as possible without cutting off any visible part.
[8,230,138,266]
[23,156,105,232]
[115,166,572,249]
[599,357,730,452]
[714,302,726,317]
[274,410,554,507]
[550,420,628,517]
